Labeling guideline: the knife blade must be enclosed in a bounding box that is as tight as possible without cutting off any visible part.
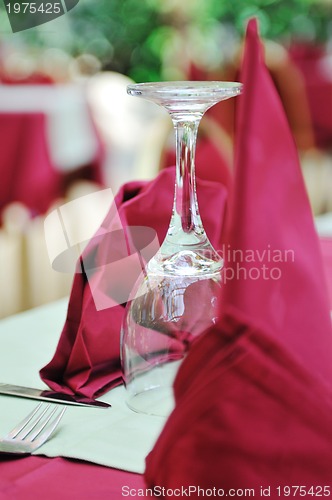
[0,383,111,408]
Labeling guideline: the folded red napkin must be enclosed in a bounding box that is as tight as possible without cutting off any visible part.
[40,167,228,397]
[145,309,332,491]
[144,19,332,491]
[224,24,332,385]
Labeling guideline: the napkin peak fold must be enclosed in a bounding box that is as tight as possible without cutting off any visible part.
[222,17,332,386]
[144,17,332,490]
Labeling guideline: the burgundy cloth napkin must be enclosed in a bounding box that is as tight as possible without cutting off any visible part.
[40,167,228,397]
[0,113,61,220]
[144,19,332,491]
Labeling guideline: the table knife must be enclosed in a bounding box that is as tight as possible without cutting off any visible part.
[0,383,111,408]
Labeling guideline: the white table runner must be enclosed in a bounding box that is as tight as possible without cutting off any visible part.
[0,299,166,473]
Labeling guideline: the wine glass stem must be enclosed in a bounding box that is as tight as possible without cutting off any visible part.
[171,115,204,240]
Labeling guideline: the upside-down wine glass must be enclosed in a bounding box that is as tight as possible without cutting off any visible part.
[121,81,242,416]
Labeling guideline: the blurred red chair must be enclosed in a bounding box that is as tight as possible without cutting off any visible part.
[290,42,332,151]
[188,40,316,153]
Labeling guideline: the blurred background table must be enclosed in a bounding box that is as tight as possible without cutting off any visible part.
[0,84,103,217]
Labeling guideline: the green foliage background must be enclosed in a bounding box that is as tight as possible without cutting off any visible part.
[1,0,332,81]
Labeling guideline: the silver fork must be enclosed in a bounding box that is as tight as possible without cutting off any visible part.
[0,403,66,454]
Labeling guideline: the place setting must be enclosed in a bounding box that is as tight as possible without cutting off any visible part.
[0,72,243,474]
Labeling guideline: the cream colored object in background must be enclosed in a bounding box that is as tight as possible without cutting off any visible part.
[86,71,168,190]
[0,180,109,319]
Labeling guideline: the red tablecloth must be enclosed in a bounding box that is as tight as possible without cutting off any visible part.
[0,456,146,500]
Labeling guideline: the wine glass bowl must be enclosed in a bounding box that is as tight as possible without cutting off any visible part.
[122,271,221,416]
[121,81,242,416]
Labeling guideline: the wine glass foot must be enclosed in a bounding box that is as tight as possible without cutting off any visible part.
[125,360,181,417]
[126,387,175,417]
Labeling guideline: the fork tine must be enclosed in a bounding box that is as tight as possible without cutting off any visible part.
[31,407,66,444]
[0,403,66,454]
[7,402,45,439]
[18,404,53,440]
[28,405,65,441]
[7,403,66,443]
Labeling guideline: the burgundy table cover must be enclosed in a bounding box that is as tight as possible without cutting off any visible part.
[0,109,104,223]
[0,112,61,220]
[0,456,146,500]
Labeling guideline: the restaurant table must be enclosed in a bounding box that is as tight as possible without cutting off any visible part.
[0,84,99,173]
[0,299,165,500]
[0,84,103,220]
